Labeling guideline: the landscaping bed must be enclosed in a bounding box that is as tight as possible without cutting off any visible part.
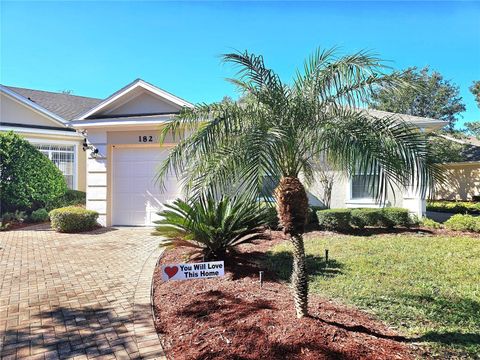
[153,232,417,360]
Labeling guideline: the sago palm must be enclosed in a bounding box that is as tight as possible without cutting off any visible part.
[157,48,442,318]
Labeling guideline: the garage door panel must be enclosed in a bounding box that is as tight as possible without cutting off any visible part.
[112,146,182,226]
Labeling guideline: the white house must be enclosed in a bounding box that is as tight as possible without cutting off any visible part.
[1,79,447,227]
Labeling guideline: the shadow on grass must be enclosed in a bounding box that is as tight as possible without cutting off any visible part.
[263,250,344,282]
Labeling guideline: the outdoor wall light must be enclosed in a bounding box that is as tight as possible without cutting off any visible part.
[82,138,99,158]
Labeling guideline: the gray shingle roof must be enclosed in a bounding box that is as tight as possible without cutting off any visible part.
[5,86,102,121]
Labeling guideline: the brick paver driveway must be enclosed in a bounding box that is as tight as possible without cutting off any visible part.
[0,225,165,360]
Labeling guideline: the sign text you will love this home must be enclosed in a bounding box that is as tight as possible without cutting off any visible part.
[161,261,225,281]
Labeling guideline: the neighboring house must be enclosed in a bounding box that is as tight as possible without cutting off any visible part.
[0,85,101,190]
[1,79,448,226]
[434,135,480,201]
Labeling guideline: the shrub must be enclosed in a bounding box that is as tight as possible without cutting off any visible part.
[153,195,269,260]
[0,131,67,213]
[308,206,327,225]
[49,206,99,233]
[1,210,26,224]
[30,208,49,223]
[444,214,480,233]
[46,190,86,211]
[350,208,383,228]
[427,200,480,215]
[421,218,443,229]
[382,208,411,228]
[316,209,351,231]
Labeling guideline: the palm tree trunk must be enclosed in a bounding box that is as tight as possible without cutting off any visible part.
[274,176,309,318]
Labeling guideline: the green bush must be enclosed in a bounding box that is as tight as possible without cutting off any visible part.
[421,218,443,229]
[382,207,411,228]
[154,195,269,260]
[308,206,327,225]
[316,209,352,231]
[427,200,480,214]
[30,208,49,223]
[49,206,99,233]
[46,190,86,211]
[444,214,480,233]
[1,210,27,224]
[350,208,383,228]
[0,131,67,213]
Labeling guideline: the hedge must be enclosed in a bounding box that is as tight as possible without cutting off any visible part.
[46,190,86,211]
[427,201,480,215]
[316,209,352,231]
[0,131,67,213]
[49,206,99,233]
[444,214,480,233]
[317,207,412,231]
[30,208,49,223]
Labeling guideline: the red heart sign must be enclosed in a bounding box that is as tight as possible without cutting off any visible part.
[164,266,179,279]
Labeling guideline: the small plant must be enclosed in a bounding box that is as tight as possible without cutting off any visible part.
[49,206,99,233]
[1,210,26,224]
[444,214,480,233]
[153,195,270,260]
[421,218,443,229]
[316,209,352,231]
[30,208,49,223]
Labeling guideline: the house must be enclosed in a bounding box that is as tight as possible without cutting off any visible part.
[1,79,447,227]
[434,135,480,201]
[0,85,101,191]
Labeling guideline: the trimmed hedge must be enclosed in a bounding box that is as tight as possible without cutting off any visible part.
[317,207,412,231]
[427,201,480,215]
[444,214,480,233]
[317,209,352,231]
[49,206,99,233]
[421,218,443,229]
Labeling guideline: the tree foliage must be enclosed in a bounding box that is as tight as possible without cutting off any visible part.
[371,67,465,131]
[0,131,67,213]
[470,80,480,108]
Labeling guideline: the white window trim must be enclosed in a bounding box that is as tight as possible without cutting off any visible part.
[345,173,386,208]
[32,141,78,190]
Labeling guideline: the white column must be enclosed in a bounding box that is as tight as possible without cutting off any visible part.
[403,184,426,219]
[85,130,108,226]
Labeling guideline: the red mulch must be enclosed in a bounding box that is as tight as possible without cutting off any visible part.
[152,231,423,360]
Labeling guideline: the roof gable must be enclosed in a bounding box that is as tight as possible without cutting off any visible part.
[78,79,193,120]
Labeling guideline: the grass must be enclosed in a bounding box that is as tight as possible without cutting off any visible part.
[266,233,480,358]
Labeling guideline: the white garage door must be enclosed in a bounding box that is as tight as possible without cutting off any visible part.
[112,146,181,226]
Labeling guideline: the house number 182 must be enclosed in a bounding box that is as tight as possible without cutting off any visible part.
[138,136,153,143]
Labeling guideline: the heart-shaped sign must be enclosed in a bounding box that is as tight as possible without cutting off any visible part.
[164,266,179,279]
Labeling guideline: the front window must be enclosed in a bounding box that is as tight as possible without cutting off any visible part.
[34,144,75,189]
[351,174,377,199]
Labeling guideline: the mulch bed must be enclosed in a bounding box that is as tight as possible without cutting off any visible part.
[152,231,424,360]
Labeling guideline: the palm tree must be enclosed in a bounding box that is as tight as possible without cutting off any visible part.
[157,48,442,318]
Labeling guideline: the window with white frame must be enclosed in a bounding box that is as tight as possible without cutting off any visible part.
[350,169,379,200]
[34,144,75,189]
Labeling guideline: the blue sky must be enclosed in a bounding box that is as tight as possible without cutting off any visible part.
[1,1,479,128]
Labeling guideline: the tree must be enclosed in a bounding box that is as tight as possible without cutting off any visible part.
[371,67,465,131]
[470,80,480,108]
[0,131,67,213]
[157,48,441,318]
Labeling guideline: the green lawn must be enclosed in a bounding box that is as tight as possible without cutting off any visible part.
[266,233,480,358]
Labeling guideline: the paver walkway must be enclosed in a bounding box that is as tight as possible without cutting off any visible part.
[0,225,166,360]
